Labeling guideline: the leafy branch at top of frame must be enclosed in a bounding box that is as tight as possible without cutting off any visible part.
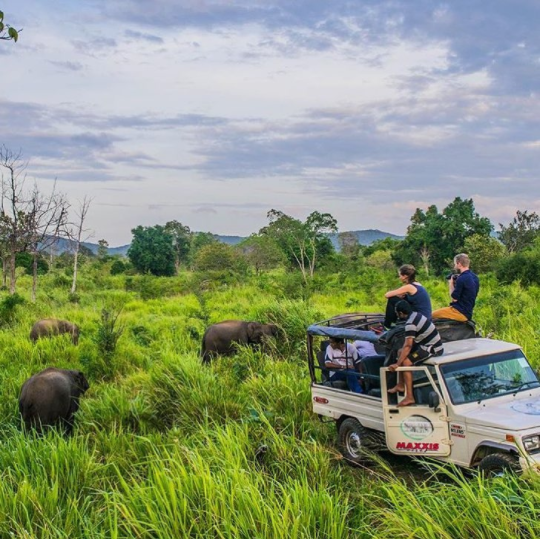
[0,10,21,42]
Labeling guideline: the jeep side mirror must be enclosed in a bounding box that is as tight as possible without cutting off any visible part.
[428,391,440,412]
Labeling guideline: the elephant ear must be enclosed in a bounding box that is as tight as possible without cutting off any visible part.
[246,322,258,341]
[270,324,279,337]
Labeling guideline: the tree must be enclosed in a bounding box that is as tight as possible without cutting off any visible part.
[193,242,239,272]
[394,197,492,275]
[338,232,360,259]
[498,210,540,253]
[164,220,191,273]
[97,239,109,259]
[464,234,506,273]
[25,182,69,301]
[0,146,68,296]
[0,10,20,42]
[189,231,217,265]
[66,197,92,294]
[238,234,284,274]
[261,209,338,283]
[128,225,175,276]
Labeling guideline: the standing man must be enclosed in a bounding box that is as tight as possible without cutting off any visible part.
[432,253,479,322]
[388,301,444,406]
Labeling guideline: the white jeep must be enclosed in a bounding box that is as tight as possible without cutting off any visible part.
[308,314,540,475]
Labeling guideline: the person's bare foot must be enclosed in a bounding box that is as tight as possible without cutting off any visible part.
[387,386,405,394]
[397,398,415,407]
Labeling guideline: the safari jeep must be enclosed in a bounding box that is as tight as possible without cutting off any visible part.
[307,313,540,475]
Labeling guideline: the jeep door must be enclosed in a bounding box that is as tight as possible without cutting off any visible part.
[381,366,452,457]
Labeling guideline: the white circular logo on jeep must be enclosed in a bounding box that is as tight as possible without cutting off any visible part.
[512,400,540,415]
[400,415,434,440]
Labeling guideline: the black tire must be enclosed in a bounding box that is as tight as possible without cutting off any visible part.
[478,453,520,477]
[337,418,377,465]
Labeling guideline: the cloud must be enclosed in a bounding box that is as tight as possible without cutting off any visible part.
[49,60,85,72]
[124,29,164,43]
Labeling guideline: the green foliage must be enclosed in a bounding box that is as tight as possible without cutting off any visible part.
[164,220,191,271]
[394,197,492,275]
[0,292,24,326]
[16,252,49,275]
[128,225,176,276]
[0,11,19,42]
[97,238,109,259]
[238,234,285,273]
[465,234,506,273]
[495,250,540,286]
[365,249,396,271]
[194,242,244,272]
[110,258,130,275]
[189,231,218,264]
[498,210,540,253]
[260,209,337,281]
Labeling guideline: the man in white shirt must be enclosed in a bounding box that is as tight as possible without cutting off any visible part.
[325,337,363,393]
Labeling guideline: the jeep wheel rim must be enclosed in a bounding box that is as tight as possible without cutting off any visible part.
[346,431,362,458]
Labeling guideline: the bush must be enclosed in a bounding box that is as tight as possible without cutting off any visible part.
[0,293,25,326]
[496,252,540,286]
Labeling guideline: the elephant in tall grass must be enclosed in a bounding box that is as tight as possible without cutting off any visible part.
[19,367,90,434]
[201,320,279,363]
[30,318,80,345]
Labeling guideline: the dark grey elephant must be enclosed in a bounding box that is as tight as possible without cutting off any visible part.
[19,367,90,434]
[30,318,80,345]
[201,320,279,363]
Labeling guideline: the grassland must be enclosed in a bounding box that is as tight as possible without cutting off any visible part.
[1,265,540,538]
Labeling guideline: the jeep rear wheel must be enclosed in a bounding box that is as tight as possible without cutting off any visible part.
[337,418,376,465]
[478,453,520,477]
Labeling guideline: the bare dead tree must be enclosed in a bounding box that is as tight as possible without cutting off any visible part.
[0,145,30,294]
[25,182,69,302]
[65,197,93,294]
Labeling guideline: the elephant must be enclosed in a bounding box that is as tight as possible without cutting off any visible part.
[19,367,90,434]
[201,320,279,363]
[30,318,80,345]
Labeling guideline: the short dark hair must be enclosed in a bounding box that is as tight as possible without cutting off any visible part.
[395,300,413,316]
[329,337,344,344]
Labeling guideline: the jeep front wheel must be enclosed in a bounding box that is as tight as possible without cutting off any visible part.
[478,453,520,477]
[337,418,375,465]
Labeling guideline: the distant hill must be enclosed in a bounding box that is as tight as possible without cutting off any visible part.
[46,229,403,257]
[328,229,404,249]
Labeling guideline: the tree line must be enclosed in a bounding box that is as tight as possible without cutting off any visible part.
[125,197,540,286]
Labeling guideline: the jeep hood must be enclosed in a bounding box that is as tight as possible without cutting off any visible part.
[462,396,540,431]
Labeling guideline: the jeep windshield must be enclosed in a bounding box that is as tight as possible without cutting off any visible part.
[440,349,540,405]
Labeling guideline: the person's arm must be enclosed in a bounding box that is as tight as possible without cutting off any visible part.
[325,346,343,369]
[384,284,416,299]
[388,337,414,370]
[450,274,464,303]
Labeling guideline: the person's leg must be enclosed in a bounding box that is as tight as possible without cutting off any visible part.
[432,306,467,322]
[345,371,363,393]
[398,358,415,406]
[388,372,404,393]
[384,296,401,328]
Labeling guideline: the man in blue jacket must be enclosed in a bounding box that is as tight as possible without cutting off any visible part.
[432,253,479,321]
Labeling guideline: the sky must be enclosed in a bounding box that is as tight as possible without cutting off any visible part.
[1,1,540,246]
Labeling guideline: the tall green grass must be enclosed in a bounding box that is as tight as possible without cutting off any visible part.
[0,266,539,537]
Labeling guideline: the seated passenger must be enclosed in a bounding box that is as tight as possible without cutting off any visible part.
[325,337,363,393]
[384,264,432,328]
[432,253,479,322]
[353,339,376,358]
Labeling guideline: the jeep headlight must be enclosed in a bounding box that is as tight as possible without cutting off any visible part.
[523,435,540,452]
